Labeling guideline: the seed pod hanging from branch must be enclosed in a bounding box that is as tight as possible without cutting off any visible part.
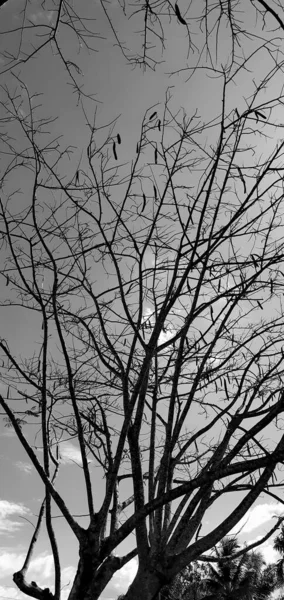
[154,146,158,164]
[175,3,187,25]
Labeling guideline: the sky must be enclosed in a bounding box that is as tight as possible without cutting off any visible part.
[0,485,283,599]
[2,0,284,599]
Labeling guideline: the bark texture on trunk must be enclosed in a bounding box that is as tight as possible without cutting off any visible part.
[68,552,131,600]
[68,555,93,600]
[123,564,165,600]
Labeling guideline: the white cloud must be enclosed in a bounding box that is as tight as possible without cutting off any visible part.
[242,535,280,565]
[58,440,93,466]
[28,554,54,580]
[61,591,73,600]
[0,551,55,587]
[46,11,54,22]
[0,429,16,437]
[0,584,26,599]
[141,307,178,345]
[15,461,33,474]
[29,10,54,24]
[142,307,155,328]
[0,500,30,534]
[104,558,138,597]
[259,542,279,564]
[158,326,176,346]
[1,557,136,599]
[1,556,136,599]
[61,565,76,585]
[59,441,84,465]
[0,551,25,579]
[231,503,284,535]
[60,566,76,599]
[206,356,221,367]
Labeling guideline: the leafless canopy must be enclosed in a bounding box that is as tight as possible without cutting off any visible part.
[2,2,284,600]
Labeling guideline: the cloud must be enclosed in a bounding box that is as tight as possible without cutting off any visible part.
[158,326,177,346]
[259,542,279,564]
[243,535,280,565]
[0,551,25,579]
[0,585,26,599]
[0,429,16,437]
[61,565,76,585]
[59,441,83,465]
[60,565,77,599]
[231,503,284,535]
[142,307,155,328]
[0,500,30,534]
[0,551,54,585]
[15,461,33,474]
[59,440,91,466]
[61,591,73,600]
[29,10,54,24]
[103,558,138,597]
[1,555,136,598]
[29,554,54,580]
[141,307,178,346]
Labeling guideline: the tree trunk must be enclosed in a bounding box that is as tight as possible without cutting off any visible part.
[68,553,124,600]
[123,564,165,600]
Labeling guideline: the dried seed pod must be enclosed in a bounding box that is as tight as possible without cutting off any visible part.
[175,3,187,25]
[224,378,229,400]
[113,142,118,160]
[117,134,121,144]
[237,167,246,193]
[255,110,266,121]
[149,111,157,120]
[154,146,158,164]
[142,193,146,212]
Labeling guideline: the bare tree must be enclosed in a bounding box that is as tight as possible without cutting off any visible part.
[3,2,284,600]
[161,539,281,600]
[1,1,284,78]
[160,561,210,600]
[2,74,284,599]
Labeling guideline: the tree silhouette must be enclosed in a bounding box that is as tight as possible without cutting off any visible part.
[273,524,284,586]
[2,2,284,600]
[163,538,281,600]
[201,538,277,600]
[160,561,210,600]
